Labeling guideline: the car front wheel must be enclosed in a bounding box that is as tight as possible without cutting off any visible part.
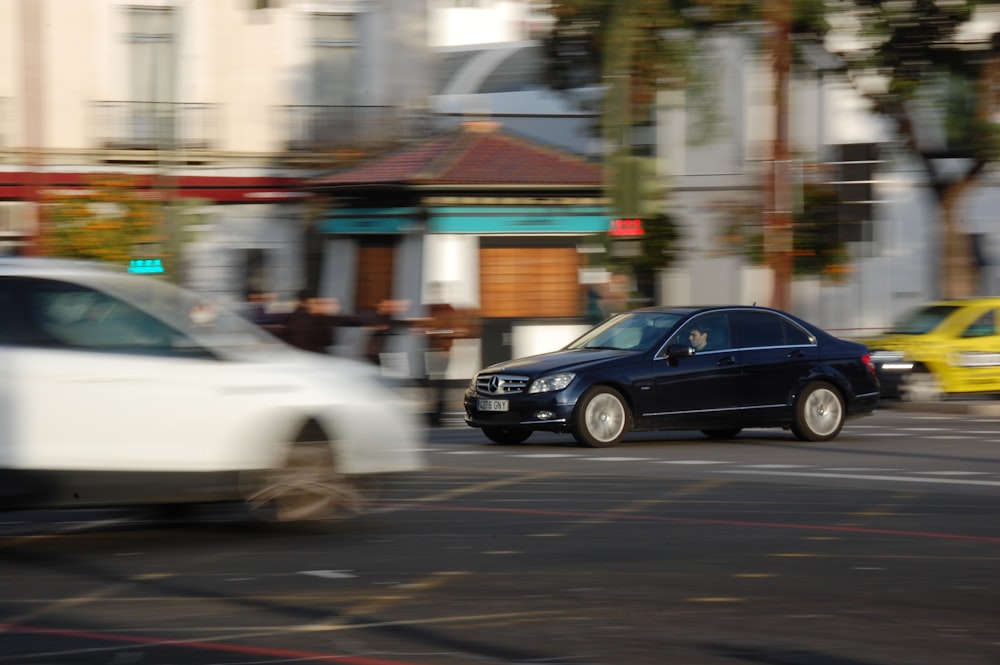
[572,386,629,447]
[243,431,367,523]
[899,368,943,402]
[791,382,844,442]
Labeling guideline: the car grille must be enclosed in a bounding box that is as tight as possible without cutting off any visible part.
[476,374,530,395]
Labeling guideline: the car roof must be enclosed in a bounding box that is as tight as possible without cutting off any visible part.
[634,304,793,317]
[0,256,128,278]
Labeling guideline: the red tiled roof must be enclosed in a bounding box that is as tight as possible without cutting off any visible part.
[309,122,603,188]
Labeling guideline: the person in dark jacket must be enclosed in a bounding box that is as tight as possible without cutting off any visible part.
[282,289,339,354]
[361,298,411,366]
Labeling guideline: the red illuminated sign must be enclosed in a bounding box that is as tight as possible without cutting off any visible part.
[609,218,645,237]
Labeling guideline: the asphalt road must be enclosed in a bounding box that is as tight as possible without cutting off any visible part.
[1,407,999,665]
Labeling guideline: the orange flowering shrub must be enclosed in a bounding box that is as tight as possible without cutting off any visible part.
[41,175,168,268]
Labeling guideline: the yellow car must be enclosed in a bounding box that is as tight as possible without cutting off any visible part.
[865,298,1000,401]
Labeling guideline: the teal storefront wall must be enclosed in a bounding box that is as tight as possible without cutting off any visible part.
[320,205,611,234]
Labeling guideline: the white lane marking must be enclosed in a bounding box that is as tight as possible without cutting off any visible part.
[745,464,807,469]
[443,450,502,455]
[900,427,949,432]
[515,453,580,458]
[718,469,1000,487]
[927,435,972,440]
[868,432,905,436]
[659,460,732,465]
[914,471,993,476]
[585,457,655,462]
[827,468,902,472]
[301,570,357,579]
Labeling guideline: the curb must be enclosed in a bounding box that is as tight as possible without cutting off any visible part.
[886,401,1000,417]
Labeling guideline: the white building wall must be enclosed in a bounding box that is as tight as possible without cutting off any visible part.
[430,1,529,47]
[422,234,480,309]
[0,0,434,307]
[656,28,982,335]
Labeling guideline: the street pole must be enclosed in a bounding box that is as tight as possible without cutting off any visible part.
[765,0,792,311]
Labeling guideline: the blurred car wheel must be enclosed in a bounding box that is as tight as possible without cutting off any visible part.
[899,368,943,402]
[243,431,366,523]
[573,386,629,448]
[792,382,844,442]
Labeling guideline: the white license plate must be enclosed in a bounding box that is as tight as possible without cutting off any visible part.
[478,398,509,412]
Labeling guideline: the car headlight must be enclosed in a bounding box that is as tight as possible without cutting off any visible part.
[528,372,575,394]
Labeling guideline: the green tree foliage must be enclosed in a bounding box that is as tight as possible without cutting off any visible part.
[43,175,166,268]
[543,0,829,116]
[712,163,850,280]
[835,0,1000,298]
[542,0,830,293]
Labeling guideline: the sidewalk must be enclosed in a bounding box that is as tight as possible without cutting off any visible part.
[884,399,1000,417]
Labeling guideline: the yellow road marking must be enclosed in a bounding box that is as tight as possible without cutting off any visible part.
[578,479,729,526]
[412,471,564,503]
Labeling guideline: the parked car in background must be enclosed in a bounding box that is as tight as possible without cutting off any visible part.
[0,258,424,522]
[465,305,879,447]
[865,298,1000,401]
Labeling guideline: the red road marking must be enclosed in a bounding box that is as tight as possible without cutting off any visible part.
[0,623,430,665]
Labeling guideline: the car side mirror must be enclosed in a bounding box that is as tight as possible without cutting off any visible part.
[666,344,696,359]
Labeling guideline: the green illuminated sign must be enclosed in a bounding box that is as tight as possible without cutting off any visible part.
[128,258,165,274]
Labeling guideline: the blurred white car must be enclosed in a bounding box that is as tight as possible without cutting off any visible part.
[0,258,424,522]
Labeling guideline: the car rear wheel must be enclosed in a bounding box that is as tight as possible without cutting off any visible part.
[482,426,532,445]
[899,368,943,402]
[572,386,629,448]
[791,382,844,442]
[701,428,742,439]
[243,430,367,523]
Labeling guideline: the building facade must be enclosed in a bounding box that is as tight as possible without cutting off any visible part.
[1,0,433,304]
[308,120,607,373]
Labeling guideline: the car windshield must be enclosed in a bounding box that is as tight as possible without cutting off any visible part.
[86,274,285,355]
[567,311,684,352]
[887,305,960,335]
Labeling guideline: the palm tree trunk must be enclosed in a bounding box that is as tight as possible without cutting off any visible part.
[939,181,977,299]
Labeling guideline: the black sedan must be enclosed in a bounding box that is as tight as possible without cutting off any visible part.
[464,306,880,446]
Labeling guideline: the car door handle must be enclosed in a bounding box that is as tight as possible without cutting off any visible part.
[717,355,738,366]
[787,350,806,359]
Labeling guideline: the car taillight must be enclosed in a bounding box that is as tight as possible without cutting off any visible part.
[862,353,876,376]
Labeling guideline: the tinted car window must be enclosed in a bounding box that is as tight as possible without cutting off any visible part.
[671,312,731,351]
[5,277,202,356]
[568,311,684,351]
[734,311,814,348]
[0,279,63,345]
[888,305,959,334]
[962,310,996,338]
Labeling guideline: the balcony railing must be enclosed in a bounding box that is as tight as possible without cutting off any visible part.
[92,101,219,151]
[280,105,432,151]
[90,101,435,156]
